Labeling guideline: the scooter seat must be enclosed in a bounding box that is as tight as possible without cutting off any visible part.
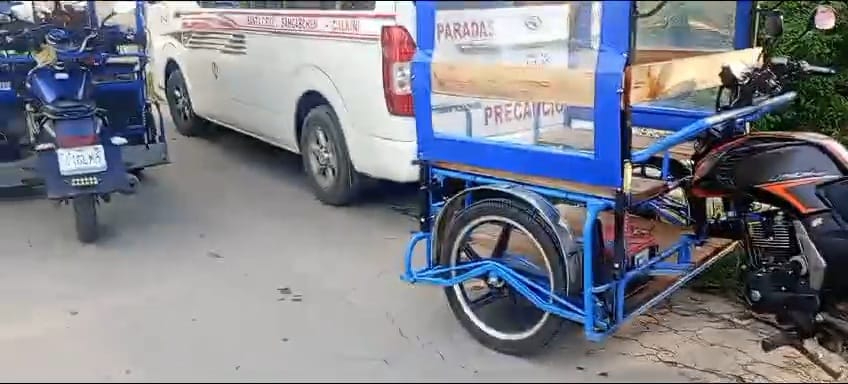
[41,100,96,119]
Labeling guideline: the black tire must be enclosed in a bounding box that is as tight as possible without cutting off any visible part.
[439,198,572,356]
[165,69,208,137]
[72,195,98,244]
[299,105,362,206]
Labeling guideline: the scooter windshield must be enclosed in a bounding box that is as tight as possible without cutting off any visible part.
[0,2,12,16]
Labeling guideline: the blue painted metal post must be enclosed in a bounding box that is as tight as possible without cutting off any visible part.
[86,0,98,26]
[583,201,607,339]
[735,1,755,49]
[593,0,632,185]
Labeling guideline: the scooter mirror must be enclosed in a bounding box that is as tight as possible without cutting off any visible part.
[814,4,837,30]
[764,11,784,39]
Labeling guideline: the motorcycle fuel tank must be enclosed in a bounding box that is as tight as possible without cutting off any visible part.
[693,131,848,215]
[26,64,92,104]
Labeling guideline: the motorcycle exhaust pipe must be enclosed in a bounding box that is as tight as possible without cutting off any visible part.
[820,313,848,334]
[118,173,139,195]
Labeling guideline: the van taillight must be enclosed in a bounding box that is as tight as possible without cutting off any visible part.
[381,25,416,117]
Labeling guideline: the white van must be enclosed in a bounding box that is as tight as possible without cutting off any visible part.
[145,1,733,206]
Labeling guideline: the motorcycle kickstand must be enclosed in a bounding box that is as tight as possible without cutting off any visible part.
[762,331,843,379]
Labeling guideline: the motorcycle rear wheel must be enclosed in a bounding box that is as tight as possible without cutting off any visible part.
[72,195,98,243]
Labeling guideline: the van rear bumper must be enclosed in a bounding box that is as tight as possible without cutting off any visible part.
[355,136,418,184]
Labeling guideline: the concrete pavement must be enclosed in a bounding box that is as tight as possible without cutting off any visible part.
[0,120,842,382]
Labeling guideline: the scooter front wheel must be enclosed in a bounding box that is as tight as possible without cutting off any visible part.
[72,195,98,243]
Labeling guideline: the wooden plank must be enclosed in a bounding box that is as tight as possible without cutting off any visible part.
[537,129,695,160]
[633,49,722,65]
[431,62,596,107]
[628,47,762,104]
[624,237,739,311]
[434,161,667,201]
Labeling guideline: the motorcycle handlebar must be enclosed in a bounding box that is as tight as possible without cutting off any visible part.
[635,54,831,163]
[0,24,121,54]
[770,56,837,75]
[803,62,838,75]
[632,92,798,163]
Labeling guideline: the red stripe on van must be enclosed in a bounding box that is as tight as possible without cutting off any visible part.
[178,9,396,20]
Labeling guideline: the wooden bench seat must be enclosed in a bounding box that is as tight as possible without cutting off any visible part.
[434,161,668,201]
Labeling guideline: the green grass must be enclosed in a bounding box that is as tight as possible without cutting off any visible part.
[690,249,745,299]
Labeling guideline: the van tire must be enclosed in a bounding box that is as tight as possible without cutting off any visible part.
[299,105,362,206]
[165,69,208,137]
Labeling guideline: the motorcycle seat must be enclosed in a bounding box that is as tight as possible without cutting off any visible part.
[41,100,96,119]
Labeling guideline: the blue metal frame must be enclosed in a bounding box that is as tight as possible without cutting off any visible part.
[403,0,777,346]
[401,168,741,341]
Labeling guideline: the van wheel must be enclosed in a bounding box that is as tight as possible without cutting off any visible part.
[300,105,362,206]
[165,69,207,137]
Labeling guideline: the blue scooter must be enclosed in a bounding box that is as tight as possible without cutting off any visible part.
[0,1,169,243]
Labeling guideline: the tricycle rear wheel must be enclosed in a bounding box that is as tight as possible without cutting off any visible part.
[72,195,98,244]
[440,198,568,356]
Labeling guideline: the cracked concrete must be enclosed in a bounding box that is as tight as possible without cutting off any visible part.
[0,118,844,381]
[607,292,848,383]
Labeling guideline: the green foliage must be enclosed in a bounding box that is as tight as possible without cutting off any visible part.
[754,1,848,139]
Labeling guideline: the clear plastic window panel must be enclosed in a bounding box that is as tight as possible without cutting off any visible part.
[429,1,600,155]
[636,1,736,50]
[633,1,738,114]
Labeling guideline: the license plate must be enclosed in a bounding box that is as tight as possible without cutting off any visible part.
[56,145,107,176]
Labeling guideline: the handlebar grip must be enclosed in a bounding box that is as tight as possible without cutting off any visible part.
[771,57,837,75]
[805,64,837,75]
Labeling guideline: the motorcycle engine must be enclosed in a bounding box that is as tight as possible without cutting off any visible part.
[742,209,822,335]
[745,210,798,266]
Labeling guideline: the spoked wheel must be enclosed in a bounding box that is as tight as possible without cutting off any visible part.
[72,195,98,244]
[439,198,573,356]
